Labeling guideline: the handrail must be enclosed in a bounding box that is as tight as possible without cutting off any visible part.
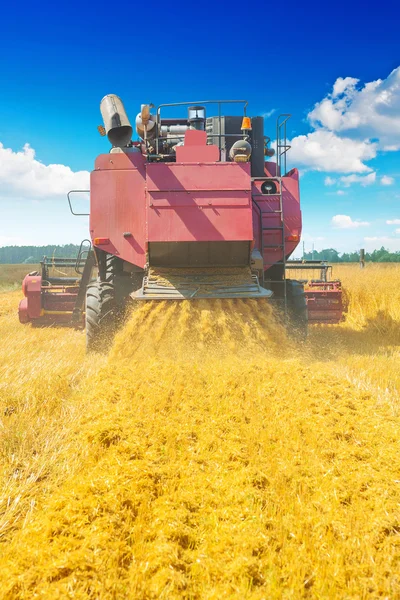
[75,239,92,275]
[276,114,291,176]
[67,190,90,216]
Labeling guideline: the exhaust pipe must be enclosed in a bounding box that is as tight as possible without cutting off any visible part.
[100,94,133,147]
[135,104,157,140]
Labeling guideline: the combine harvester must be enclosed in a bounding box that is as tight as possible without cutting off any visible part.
[19,96,343,349]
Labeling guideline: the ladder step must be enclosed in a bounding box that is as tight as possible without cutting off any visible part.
[252,177,283,181]
[262,227,284,231]
[263,244,284,248]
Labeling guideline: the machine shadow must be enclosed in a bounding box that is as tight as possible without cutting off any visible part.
[148,164,232,241]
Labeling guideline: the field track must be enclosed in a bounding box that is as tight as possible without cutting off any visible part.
[0,264,400,598]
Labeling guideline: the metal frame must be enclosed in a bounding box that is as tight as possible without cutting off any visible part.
[285,260,333,283]
[27,249,96,325]
[41,256,86,283]
[67,190,90,216]
[155,100,248,155]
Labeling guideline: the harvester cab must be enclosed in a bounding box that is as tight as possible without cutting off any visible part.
[19,94,344,350]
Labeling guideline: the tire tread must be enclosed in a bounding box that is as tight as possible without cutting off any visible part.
[85,281,116,352]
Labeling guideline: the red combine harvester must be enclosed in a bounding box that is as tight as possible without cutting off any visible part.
[19,95,343,349]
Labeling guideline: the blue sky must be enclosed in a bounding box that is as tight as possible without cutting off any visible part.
[0,0,399,253]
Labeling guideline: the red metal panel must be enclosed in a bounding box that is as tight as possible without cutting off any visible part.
[18,298,29,323]
[146,162,250,192]
[175,145,220,162]
[147,163,253,243]
[175,130,219,162]
[90,153,147,268]
[183,130,207,146]
[23,275,42,319]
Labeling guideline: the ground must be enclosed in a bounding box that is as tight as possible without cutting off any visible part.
[0,264,399,599]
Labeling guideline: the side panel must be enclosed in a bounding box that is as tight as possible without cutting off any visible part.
[252,167,302,273]
[146,162,253,242]
[90,153,147,268]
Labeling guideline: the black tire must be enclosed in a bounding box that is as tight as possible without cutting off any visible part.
[85,281,116,352]
[286,280,308,341]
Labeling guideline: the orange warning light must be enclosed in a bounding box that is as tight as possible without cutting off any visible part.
[241,116,252,130]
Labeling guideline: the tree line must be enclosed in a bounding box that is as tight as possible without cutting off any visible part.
[303,247,400,263]
[0,245,81,264]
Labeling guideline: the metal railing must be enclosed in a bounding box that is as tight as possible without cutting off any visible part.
[276,114,291,176]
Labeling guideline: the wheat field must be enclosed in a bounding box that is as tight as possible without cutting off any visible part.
[0,264,399,599]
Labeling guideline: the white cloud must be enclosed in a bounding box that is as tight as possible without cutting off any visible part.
[288,130,377,173]
[332,77,359,98]
[288,67,400,173]
[336,190,347,196]
[396,229,400,235]
[339,172,376,187]
[0,143,90,200]
[262,109,276,119]
[381,175,394,185]
[324,176,336,185]
[332,214,370,229]
[308,67,400,150]
[387,219,400,225]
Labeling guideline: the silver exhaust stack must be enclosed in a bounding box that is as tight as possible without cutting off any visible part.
[100,94,133,147]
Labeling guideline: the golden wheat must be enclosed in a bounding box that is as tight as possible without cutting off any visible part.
[0,264,399,599]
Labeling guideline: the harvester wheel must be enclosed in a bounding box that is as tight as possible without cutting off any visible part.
[286,280,308,341]
[85,281,116,352]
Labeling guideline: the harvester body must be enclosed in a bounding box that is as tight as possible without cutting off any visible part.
[19,96,343,344]
[90,126,301,300]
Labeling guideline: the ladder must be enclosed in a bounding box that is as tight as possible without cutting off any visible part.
[253,176,287,313]
[252,113,292,314]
